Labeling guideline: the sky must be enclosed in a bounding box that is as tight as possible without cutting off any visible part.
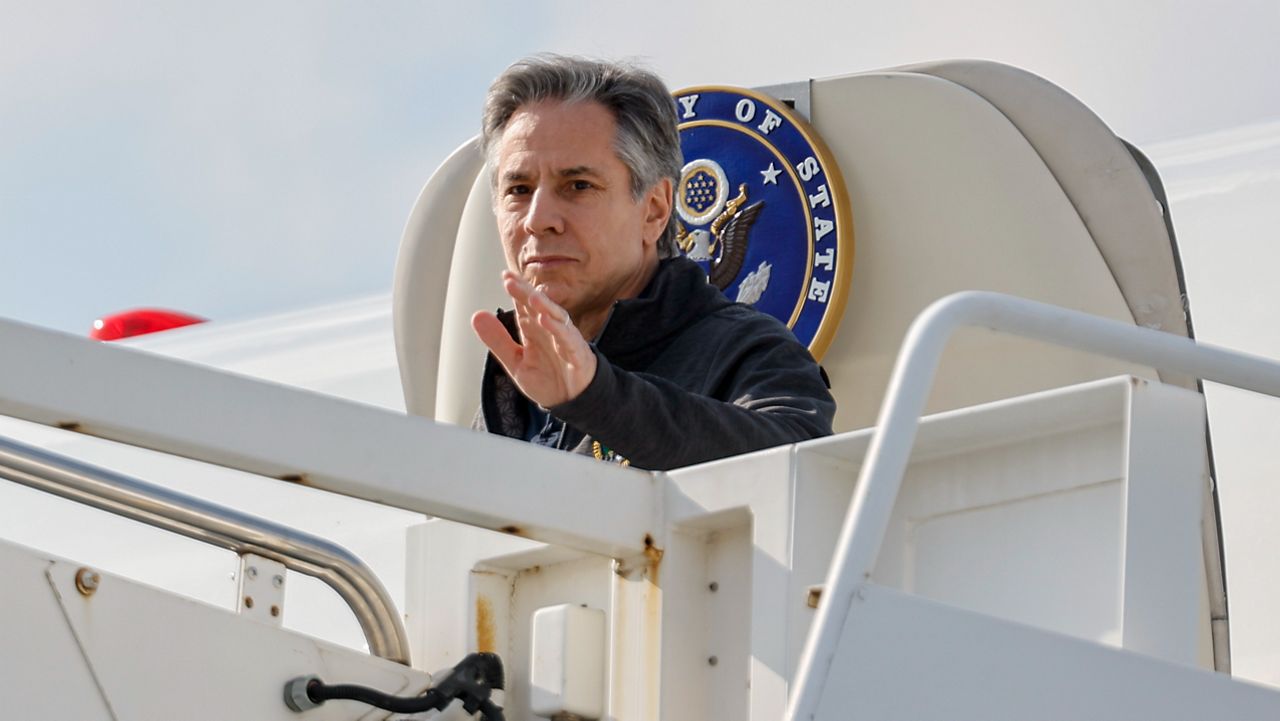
[2,0,1279,335]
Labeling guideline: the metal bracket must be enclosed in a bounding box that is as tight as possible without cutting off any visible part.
[753,80,813,123]
[238,553,286,626]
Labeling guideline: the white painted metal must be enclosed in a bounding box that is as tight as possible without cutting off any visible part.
[1,538,432,720]
[788,291,1280,721]
[0,414,425,659]
[1121,380,1209,666]
[409,374,1217,720]
[403,519,540,672]
[814,583,1280,721]
[666,376,1214,719]
[664,447,799,721]
[239,553,287,626]
[0,435,410,664]
[0,317,657,559]
[529,604,607,719]
[1,540,116,719]
[127,293,404,412]
[898,61,1191,363]
[433,170,511,426]
[393,137,484,418]
[808,70,1153,430]
[796,375,1208,657]
[1148,120,1280,686]
[448,542,659,721]
[7,286,1269,717]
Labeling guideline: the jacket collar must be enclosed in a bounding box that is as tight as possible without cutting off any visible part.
[595,256,731,368]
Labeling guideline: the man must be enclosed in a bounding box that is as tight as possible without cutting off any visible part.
[471,54,835,471]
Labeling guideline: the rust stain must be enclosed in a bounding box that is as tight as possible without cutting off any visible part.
[278,473,309,484]
[74,567,100,597]
[643,533,664,584]
[643,555,662,717]
[806,585,823,609]
[612,574,627,713]
[475,595,496,653]
[499,525,524,536]
[56,421,82,432]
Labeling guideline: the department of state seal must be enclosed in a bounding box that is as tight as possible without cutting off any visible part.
[672,86,853,360]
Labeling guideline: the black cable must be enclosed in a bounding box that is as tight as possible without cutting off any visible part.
[306,681,447,714]
[285,651,505,720]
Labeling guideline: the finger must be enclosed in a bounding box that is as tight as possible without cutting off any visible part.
[502,273,544,326]
[471,311,524,371]
[502,270,537,307]
[526,284,572,325]
[526,294,578,362]
[509,290,555,356]
[502,270,571,326]
[504,274,563,352]
[532,294,581,350]
[538,317,589,366]
[535,306,598,398]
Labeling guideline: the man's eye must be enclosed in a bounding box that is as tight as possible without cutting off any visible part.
[505,184,530,196]
[571,180,594,191]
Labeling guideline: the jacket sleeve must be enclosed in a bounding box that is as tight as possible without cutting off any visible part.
[549,326,835,471]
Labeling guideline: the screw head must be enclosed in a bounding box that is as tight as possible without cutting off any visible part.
[75,567,100,597]
[708,581,719,592]
[246,566,258,580]
[272,574,284,588]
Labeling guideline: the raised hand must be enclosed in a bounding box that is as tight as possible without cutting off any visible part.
[471,270,598,408]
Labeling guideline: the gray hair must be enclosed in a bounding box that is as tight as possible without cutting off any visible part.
[481,54,683,258]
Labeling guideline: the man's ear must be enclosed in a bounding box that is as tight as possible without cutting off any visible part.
[642,178,674,246]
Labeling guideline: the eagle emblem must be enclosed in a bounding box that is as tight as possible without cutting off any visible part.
[676,173,765,292]
[673,86,853,359]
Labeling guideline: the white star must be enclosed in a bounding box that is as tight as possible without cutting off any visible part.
[761,163,781,185]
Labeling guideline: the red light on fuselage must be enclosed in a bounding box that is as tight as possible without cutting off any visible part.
[90,309,206,341]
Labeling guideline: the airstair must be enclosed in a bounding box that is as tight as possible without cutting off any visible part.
[6,60,1280,719]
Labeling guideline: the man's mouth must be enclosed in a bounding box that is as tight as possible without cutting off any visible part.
[523,255,577,270]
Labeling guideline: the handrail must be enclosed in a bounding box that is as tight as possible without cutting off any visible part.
[0,316,654,559]
[786,290,1280,721]
[0,435,412,666]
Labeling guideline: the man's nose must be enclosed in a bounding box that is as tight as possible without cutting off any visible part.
[524,187,565,236]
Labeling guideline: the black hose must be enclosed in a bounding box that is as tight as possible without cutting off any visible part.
[307,681,448,713]
[288,651,505,720]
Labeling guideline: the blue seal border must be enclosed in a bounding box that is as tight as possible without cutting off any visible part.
[672,85,854,361]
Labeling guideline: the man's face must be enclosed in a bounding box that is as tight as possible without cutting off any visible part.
[492,100,671,326]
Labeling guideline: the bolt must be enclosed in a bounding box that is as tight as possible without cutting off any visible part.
[75,567,100,597]
[806,585,823,609]
[246,566,258,580]
[707,655,719,667]
[708,581,719,592]
[244,596,255,609]
[271,605,281,618]
[272,574,284,589]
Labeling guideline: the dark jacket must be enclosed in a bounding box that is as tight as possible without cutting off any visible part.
[475,257,836,471]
